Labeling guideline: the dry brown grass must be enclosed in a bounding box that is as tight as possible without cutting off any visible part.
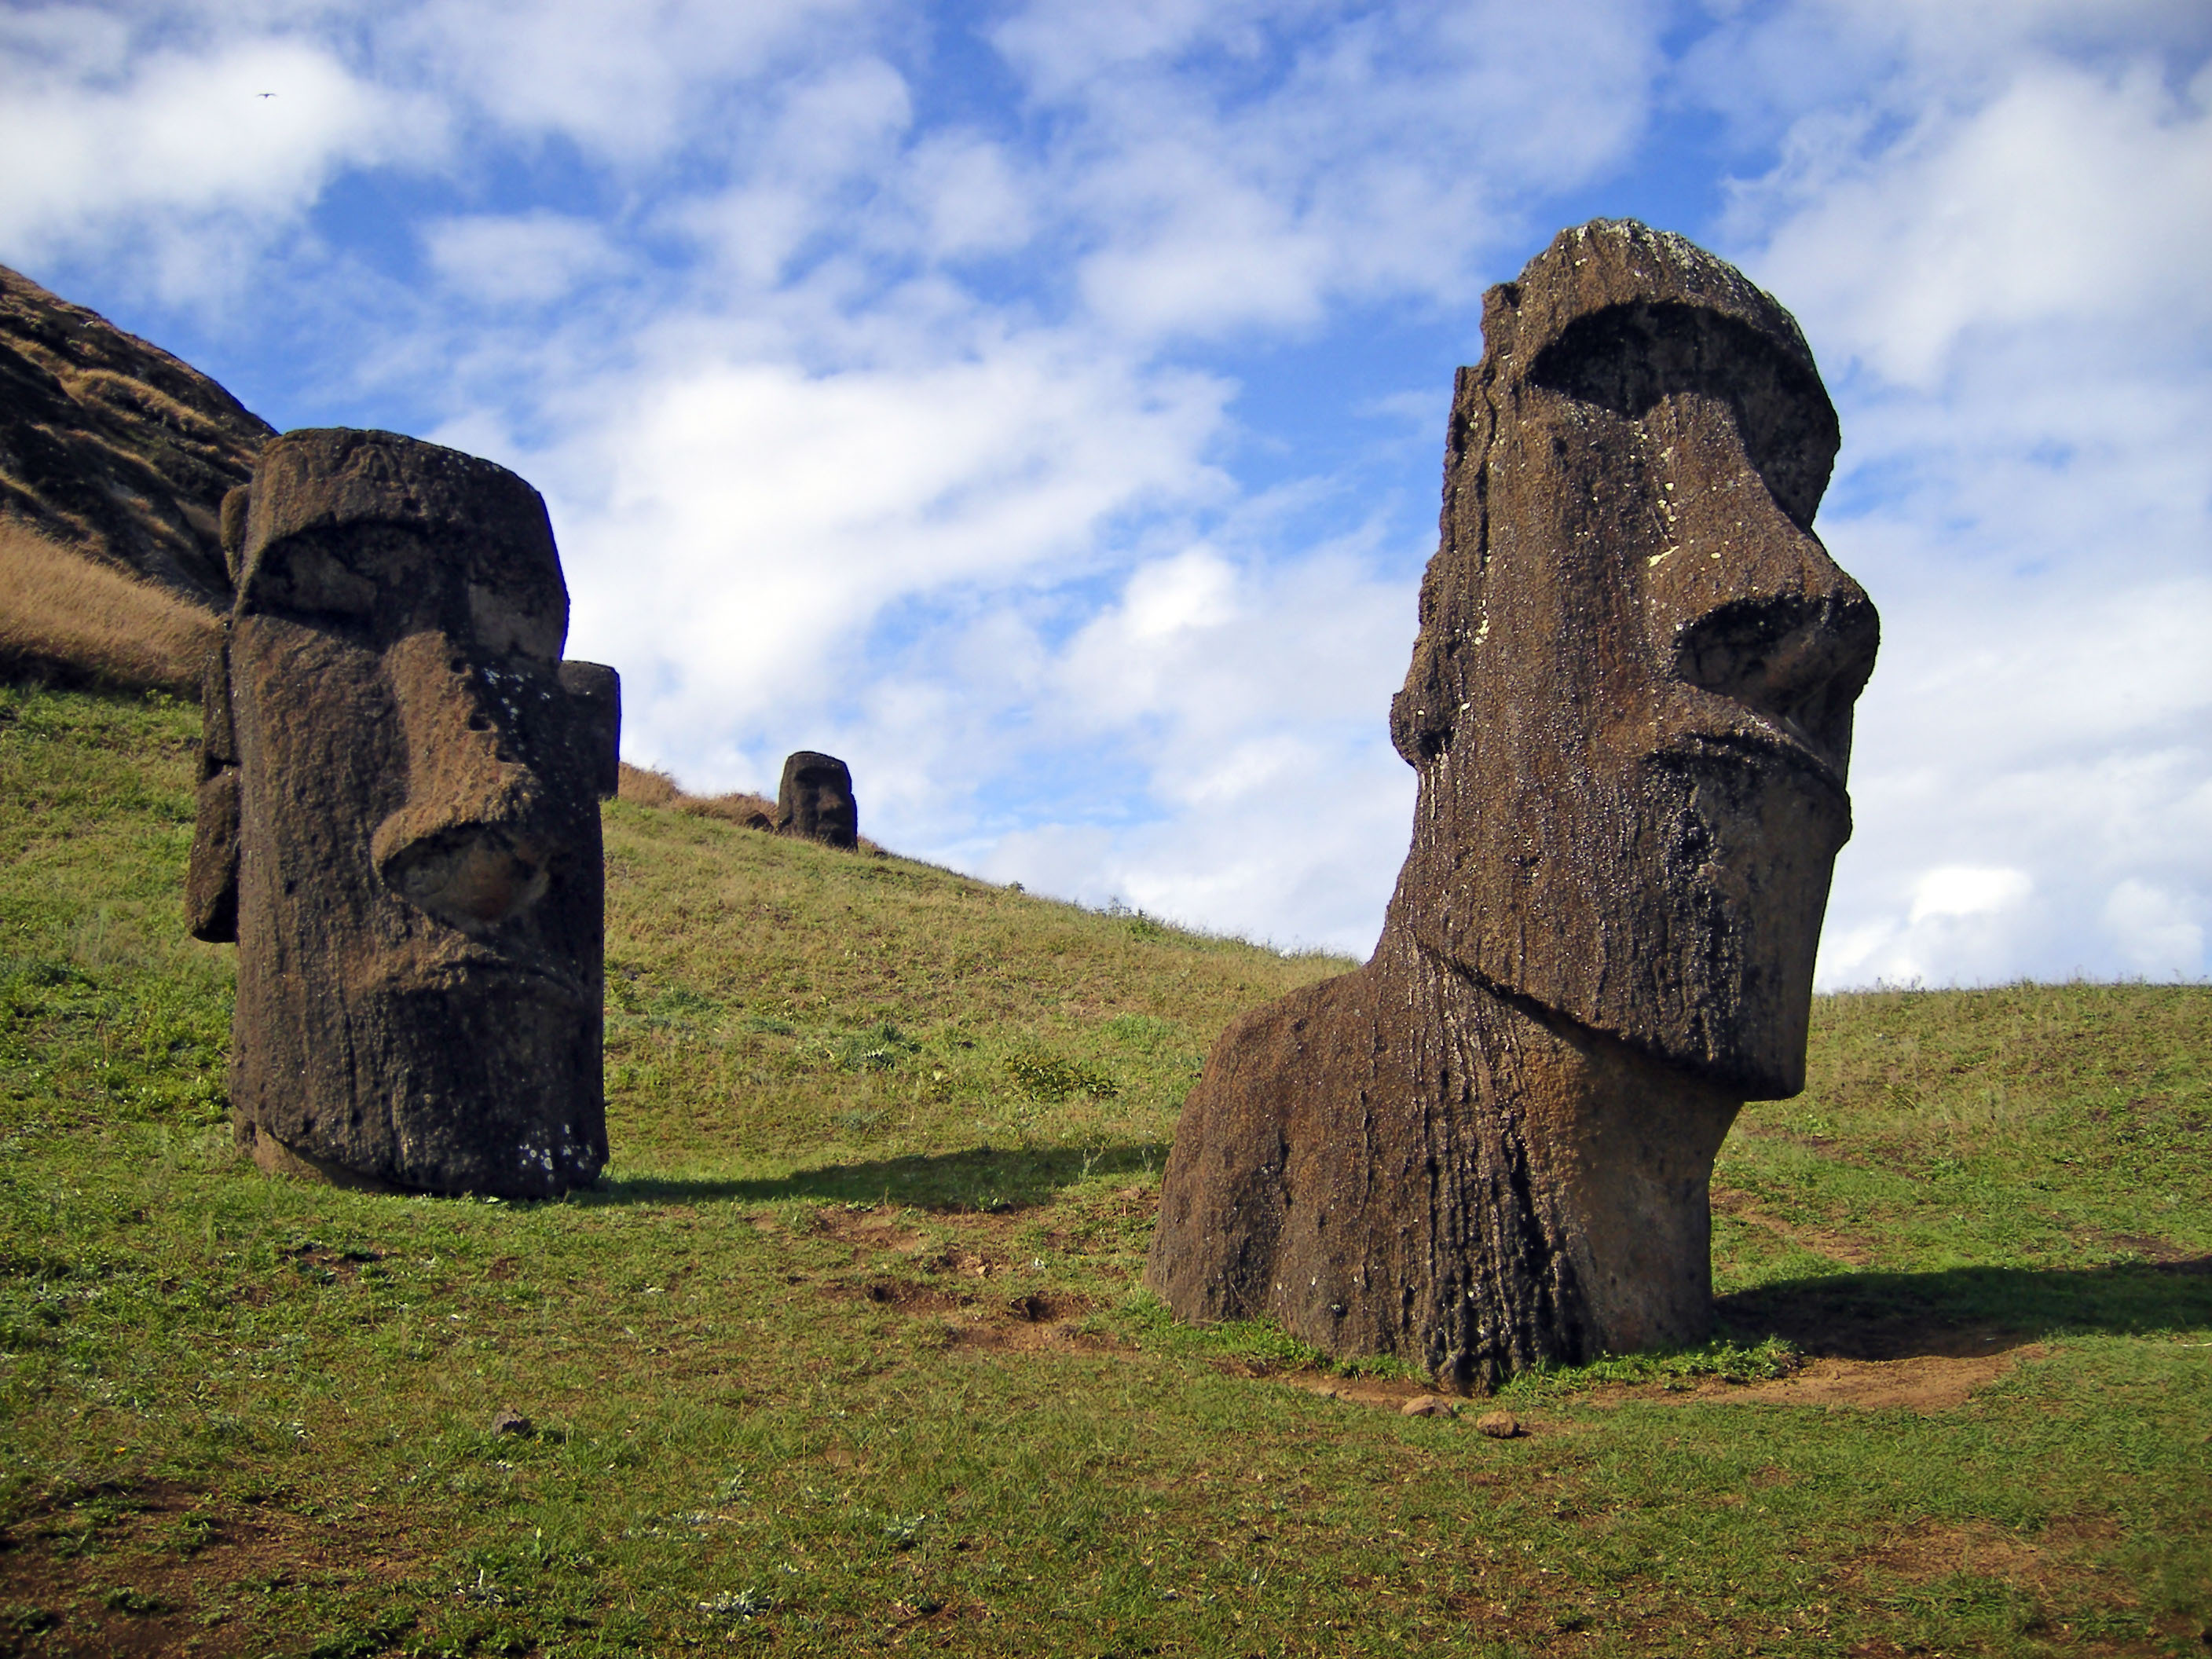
[0,519,220,696]
[617,760,778,830]
[614,760,683,807]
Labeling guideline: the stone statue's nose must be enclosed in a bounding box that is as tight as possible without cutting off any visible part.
[369,632,555,932]
[1656,489,1880,775]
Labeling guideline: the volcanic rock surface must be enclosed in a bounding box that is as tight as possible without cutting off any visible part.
[1145,220,1880,1390]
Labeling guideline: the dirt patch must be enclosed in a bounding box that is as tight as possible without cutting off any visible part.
[0,1478,418,1658]
[817,1276,1111,1354]
[273,1240,385,1284]
[1857,1514,2120,1588]
[1109,1185,1159,1221]
[914,1246,1012,1280]
[1712,1188,1877,1267]
[808,1207,932,1256]
[802,1200,1148,1283]
[1254,1336,2036,1416]
[1279,1372,1459,1413]
[947,1291,1113,1354]
[824,1279,972,1317]
[1835,1514,2159,1647]
[1591,1342,2044,1412]
[804,1202,1077,1268]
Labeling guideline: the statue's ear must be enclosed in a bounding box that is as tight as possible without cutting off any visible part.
[185,771,240,943]
[557,661,621,799]
[198,632,235,778]
[219,484,251,587]
[186,637,240,943]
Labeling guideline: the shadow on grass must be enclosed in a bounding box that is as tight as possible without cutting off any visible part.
[577,1141,1163,1213]
[1718,1255,2212,1360]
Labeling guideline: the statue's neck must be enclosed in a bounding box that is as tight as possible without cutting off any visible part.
[1381,921,1745,1355]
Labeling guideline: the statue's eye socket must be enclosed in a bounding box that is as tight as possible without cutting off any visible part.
[1527,302,1837,532]
[239,537,378,619]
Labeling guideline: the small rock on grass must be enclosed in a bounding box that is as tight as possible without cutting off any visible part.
[490,1408,533,1437]
[1474,1410,1521,1439]
[1401,1394,1458,1418]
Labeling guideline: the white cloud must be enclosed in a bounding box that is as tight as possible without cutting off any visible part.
[665,57,921,289]
[947,530,1418,954]
[2101,878,2207,976]
[1739,57,2212,386]
[423,211,625,306]
[540,325,1236,775]
[0,27,438,286]
[387,0,874,167]
[978,727,1412,957]
[1908,866,2033,924]
[1814,560,2212,986]
[1001,0,1663,340]
[1681,0,2212,147]
[1818,864,2038,988]
[903,134,1035,260]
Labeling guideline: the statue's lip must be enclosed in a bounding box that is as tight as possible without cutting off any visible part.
[1654,717,1848,807]
[372,950,592,1009]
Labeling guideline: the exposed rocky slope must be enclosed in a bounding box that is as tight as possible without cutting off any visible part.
[0,263,274,690]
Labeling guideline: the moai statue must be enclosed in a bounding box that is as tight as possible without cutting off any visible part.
[775,750,858,848]
[1145,222,1879,1389]
[186,429,621,1199]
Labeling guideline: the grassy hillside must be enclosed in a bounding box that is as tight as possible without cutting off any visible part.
[0,682,2207,1659]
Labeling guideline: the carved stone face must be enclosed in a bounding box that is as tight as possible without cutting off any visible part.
[776,750,858,849]
[190,429,620,1196]
[1387,222,1878,1098]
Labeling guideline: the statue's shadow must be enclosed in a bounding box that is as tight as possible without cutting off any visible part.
[576,1141,1162,1213]
[1716,1256,2212,1360]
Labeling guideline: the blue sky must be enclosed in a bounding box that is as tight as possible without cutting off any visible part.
[5,0,2208,983]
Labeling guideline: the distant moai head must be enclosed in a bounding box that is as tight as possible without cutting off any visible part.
[187,428,620,1197]
[1386,220,1878,1098]
[775,750,857,849]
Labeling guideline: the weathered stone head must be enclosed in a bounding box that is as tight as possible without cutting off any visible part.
[1145,222,1878,1386]
[1389,219,1877,1097]
[775,750,857,848]
[187,429,620,1198]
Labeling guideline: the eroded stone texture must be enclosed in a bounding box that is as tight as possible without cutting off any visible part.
[1145,221,1879,1389]
[776,750,858,848]
[187,428,621,1198]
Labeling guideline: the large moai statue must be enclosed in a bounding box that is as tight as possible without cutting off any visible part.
[186,429,621,1199]
[1145,222,1879,1390]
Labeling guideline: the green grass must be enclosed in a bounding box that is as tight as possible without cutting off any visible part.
[1,680,2207,1657]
